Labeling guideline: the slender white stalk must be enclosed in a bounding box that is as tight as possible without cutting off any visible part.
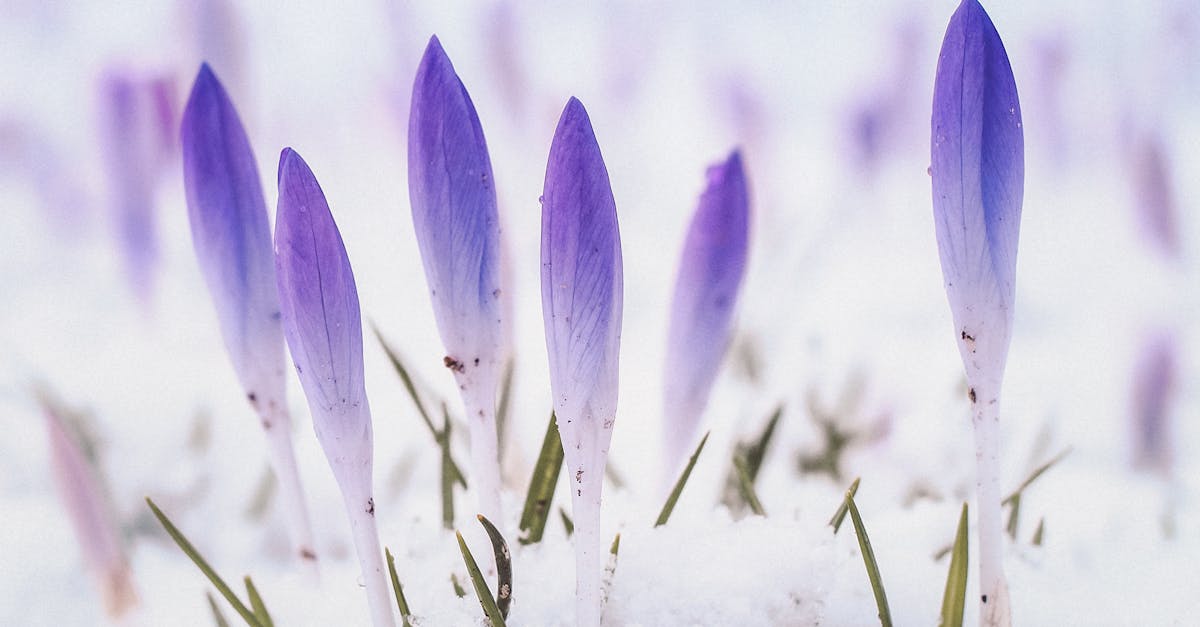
[971,385,1011,627]
[569,466,604,627]
[460,374,502,526]
[261,404,318,577]
[342,490,395,627]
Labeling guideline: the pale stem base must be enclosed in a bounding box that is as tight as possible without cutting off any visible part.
[461,381,502,524]
[972,393,1012,627]
[261,406,318,579]
[342,492,396,627]
[570,470,604,627]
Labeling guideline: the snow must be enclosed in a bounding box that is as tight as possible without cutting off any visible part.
[3,0,1200,625]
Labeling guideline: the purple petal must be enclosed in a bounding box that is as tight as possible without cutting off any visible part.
[1131,330,1177,472]
[181,64,287,417]
[274,148,371,479]
[540,97,623,627]
[408,35,503,381]
[931,0,1024,386]
[663,151,750,469]
[541,97,623,438]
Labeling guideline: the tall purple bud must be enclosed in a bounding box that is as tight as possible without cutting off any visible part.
[541,98,623,627]
[408,36,505,522]
[181,64,317,570]
[931,1,1023,624]
[662,151,750,486]
[274,149,395,627]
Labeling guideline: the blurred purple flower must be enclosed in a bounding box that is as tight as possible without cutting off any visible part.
[1130,133,1180,260]
[181,64,316,568]
[1131,329,1177,473]
[274,148,393,627]
[408,35,504,520]
[541,97,623,627]
[663,151,749,479]
[931,1,1023,623]
[41,399,137,619]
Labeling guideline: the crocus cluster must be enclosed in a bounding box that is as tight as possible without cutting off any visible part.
[931,0,1024,625]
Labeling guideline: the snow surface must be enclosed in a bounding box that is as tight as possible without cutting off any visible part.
[3,0,1200,625]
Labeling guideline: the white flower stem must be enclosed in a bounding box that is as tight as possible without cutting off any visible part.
[570,464,604,627]
[461,377,502,524]
[261,405,318,579]
[971,389,1012,627]
[342,491,396,627]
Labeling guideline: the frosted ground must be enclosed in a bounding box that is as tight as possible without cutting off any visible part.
[3,0,1200,625]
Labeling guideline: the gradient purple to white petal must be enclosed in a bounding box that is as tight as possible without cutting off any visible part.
[407,35,504,520]
[662,150,749,482]
[541,96,623,627]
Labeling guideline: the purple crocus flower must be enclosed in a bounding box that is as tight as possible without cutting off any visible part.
[541,97,623,627]
[181,64,317,569]
[1131,329,1177,473]
[274,148,394,627]
[662,151,749,484]
[42,399,137,619]
[408,35,504,522]
[931,1,1023,624]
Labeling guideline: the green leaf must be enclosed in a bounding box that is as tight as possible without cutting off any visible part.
[386,548,414,627]
[456,531,507,627]
[1002,448,1070,505]
[145,498,263,627]
[518,412,565,544]
[441,404,457,529]
[1031,517,1045,546]
[495,358,515,463]
[723,405,784,510]
[207,592,231,627]
[655,432,711,527]
[373,324,467,488]
[829,477,861,534]
[845,490,892,627]
[733,454,767,517]
[1004,493,1021,540]
[477,515,514,619]
[451,573,467,598]
[610,533,621,555]
[244,577,274,627]
[939,503,968,627]
[559,508,574,536]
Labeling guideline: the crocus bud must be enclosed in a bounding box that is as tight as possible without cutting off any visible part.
[1131,329,1177,473]
[541,97,623,627]
[662,150,749,483]
[931,2,1023,624]
[42,400,137,619]
[181,64,316,568]
[274,148,394,627]
[408,35,504,521]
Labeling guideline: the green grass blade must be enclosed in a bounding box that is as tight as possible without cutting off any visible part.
[939,503,968,627]
[451,573,467,598]
[441,404,456,529]
[1004,493,1021,540]
[477,515,514,619]
[829,477,861,534]
[733,454,766,516]
[495,358,515,462]
[1002,448,1070,505]
[1031,517,1045,546]
[456,531,507,627]
[145,498,262,627]
[559,508,574,536]
[743,404,784,481]
[374,325,467,488]
[386,548,414,627]
[845,491,892,627]
[655,431,711,527]
[244,577,274,627]
[207,592,231,627]
[518,412,565,544]
[610,533,621,555]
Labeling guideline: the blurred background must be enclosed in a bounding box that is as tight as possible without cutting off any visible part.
[2,0,1199,624]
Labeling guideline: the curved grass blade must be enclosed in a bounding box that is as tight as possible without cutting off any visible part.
[477,515,513,618]
[455,531,507,627]
[441,404,457,529]
[560,508,574,536]
[845,491,892,627]
[451,573,467,598]
[732,454,766,517]
[244,577,273,627]
[207,592,231,627]
[655,431,710,527]
[518,412,564,544]
[1002,448,1071,505]
[385,548,414,627]
[829,477,861,534]
[145,498,262,627]
[940,503,969,627]
[374,324,466,488]
[723,404,783,508]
